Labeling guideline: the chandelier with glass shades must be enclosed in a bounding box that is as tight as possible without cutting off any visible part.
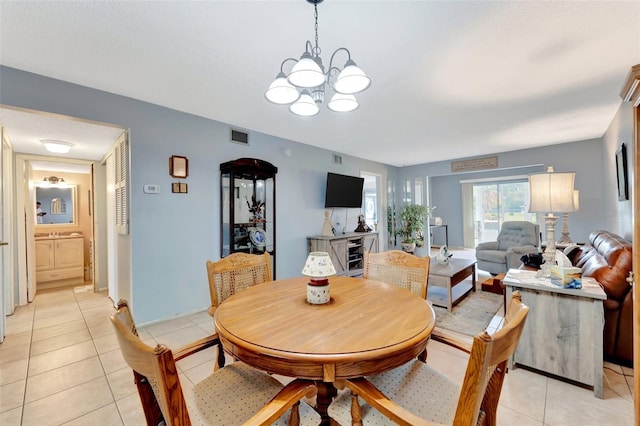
[264,0,371,116]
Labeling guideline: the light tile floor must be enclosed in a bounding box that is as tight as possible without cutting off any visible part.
[0,281,635,425]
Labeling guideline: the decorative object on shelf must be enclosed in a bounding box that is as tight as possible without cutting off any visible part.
[528,166,575,278]
[615,143,628,201]
[264,0,370,116]
[169,155,189,178]
[302,252,336,304]
[321,210,335,237]
[435,245,453,265]
[396,204,435,253]
[41,139,73,154]
[557,190,579,245]
[354,214,371,233]
[246,195,265,221]
[248,227,267,248]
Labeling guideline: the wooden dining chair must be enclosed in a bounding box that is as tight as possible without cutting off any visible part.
[110,300,319,426]
[206,252,272,367]
[328,292,529,426]
[363,250,430,299]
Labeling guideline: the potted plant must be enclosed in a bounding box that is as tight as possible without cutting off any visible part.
[396,204,435,253]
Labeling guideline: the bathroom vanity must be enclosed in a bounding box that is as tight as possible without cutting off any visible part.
[35,235,84,288]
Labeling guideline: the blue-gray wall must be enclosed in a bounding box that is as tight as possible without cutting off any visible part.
[2,65,633,324]
[602,102,634,241]
[398,136,627,248]
[1,66,396,323]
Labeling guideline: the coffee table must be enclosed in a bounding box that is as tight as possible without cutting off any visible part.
[428,257,477,311]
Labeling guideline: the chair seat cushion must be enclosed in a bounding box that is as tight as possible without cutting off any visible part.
[328,359,460,425]
[475,249,507,264]
[188,362,319,425]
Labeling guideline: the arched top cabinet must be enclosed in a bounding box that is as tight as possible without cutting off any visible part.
[220,158,277,277]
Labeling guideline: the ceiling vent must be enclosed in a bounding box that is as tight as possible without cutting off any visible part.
[230,128,249,145]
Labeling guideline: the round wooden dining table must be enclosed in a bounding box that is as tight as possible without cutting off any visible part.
[214,275,436,424]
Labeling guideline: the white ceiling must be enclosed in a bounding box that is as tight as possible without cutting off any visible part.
[0,107,125,164]
[1,1,639,167]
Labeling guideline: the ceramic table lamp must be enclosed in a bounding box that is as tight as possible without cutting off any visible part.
[302,252,336,304]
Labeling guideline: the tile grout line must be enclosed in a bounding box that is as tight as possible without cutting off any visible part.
[72,288,128,426]
[19,301,37,425]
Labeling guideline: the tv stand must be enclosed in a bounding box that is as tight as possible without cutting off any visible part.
[307,232,378,277]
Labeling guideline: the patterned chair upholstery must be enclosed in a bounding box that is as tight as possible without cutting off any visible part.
[110,300,319,426]
[475,221,539,275]
[328,292,529,425]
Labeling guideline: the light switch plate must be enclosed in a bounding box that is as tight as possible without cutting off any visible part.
[143,184,160,194]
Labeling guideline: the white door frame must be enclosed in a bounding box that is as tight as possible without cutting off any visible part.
[105,151,117,302]
[14,155,35,304]
[360,171,385,251]
[0,127,14,341]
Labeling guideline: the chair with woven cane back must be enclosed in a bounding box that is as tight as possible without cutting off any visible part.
[328,291,529,426]
[362,250,431,362]
[110,300,320,426]
[206,252,272,367]
[363,250,430,299]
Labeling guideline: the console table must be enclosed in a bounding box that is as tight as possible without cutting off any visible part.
[307,232,378,277]
[503,269,606,398]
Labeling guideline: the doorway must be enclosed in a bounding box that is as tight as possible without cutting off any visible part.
[461,177,538,248]
[1,106,124,309]
[361,171,383,250]
[30,160,94,291]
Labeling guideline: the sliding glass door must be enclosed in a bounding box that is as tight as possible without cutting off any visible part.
[471,180,537,247]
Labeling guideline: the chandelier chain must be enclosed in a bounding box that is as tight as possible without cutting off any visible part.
[313,2,321,56]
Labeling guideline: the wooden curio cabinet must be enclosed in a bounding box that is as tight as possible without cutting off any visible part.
[220,158,277,277]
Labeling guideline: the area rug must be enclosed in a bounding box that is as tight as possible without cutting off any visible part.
[432,290,503,337]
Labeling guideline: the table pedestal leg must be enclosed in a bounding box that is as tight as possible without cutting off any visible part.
[315,381,337,425]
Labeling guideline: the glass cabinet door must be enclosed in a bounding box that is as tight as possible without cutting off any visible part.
[220,158,277,276]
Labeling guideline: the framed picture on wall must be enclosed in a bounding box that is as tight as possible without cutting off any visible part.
[616,143,628,201]
[169,155,189,178]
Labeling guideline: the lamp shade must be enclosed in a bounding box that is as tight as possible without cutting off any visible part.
[333,59,371,94]
[301,252,336,277]
[573,190,580,211]
[289,90,320,116]
[265,72,300,105]
[327,93,359,112]
[528,167,575,213]
[288,52,326,88]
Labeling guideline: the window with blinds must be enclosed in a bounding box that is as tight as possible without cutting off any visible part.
[115,133,129,235]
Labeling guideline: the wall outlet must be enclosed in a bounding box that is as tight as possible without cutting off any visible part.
[143,184,160,194]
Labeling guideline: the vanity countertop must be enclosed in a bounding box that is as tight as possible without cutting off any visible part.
[35,234,83,241]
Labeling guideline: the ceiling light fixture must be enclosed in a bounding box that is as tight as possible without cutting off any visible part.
[265,0,371,116]
[41,140,74,154]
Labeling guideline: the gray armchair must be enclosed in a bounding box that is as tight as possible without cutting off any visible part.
[475,221,539,275]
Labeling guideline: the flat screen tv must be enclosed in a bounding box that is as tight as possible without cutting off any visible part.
[324,172,364,208]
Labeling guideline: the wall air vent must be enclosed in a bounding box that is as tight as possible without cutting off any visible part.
[230,128,249,145]
[333,154,343,164]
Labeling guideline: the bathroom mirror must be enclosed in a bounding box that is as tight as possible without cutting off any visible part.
[35,184,78,226]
